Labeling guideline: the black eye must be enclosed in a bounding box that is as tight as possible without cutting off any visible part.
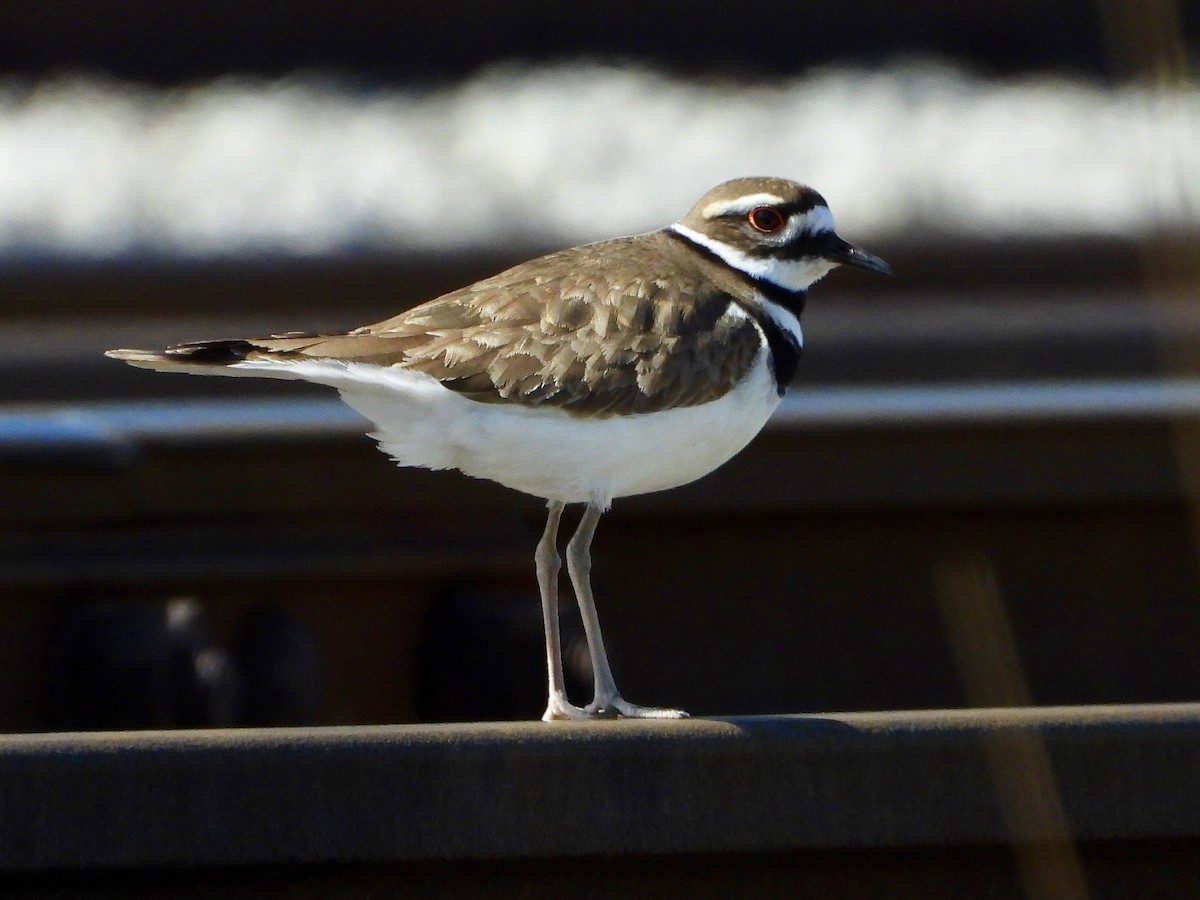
[747,206,786,233]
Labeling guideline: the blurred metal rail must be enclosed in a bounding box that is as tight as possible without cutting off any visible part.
[771,377,1200,427]
[4,378,1200,464]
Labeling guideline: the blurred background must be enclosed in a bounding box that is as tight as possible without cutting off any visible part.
[2,0,1199,731]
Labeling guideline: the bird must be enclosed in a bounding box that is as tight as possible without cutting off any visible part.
[107,176,892,721]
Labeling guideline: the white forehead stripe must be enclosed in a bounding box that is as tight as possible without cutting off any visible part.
[772,204,835,247]
[701,192,787,219]
[668,223,837,293]
[792,205,835,235]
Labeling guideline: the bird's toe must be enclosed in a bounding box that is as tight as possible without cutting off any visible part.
[589,696,689,719]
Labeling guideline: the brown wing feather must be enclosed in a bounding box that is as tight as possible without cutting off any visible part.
[177,235,764,418]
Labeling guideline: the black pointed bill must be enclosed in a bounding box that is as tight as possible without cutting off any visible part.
[819,233,893,277]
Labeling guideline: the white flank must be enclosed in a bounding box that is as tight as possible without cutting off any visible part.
[138,352,783,507]
[668,223,837,293]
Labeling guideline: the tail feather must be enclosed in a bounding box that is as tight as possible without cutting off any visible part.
[107,340,257,368]
[105,341,307,379]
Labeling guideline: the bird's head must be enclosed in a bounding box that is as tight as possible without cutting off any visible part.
[670,176,892,293]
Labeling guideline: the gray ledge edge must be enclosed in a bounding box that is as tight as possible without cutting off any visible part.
[1,703,1198,871]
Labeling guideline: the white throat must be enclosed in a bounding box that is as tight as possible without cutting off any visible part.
[668,223,836,293]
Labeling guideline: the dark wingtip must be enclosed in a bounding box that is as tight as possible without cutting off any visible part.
[106,340,261,368]
[163,340,257,363]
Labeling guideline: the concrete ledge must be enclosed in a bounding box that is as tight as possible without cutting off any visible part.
[2,704,1199,872]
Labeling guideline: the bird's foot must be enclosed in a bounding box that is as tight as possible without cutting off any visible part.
[586,695,689,719]
[542,693,598,721]
[542,692,688,720]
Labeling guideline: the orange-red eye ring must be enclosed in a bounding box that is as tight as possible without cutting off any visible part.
[747,206,786,233]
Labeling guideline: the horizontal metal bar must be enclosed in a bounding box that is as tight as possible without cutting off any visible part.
[2,703,1198,870]
[0,397,365,465]
[773,377,1200,428]
[3,377,1200,462]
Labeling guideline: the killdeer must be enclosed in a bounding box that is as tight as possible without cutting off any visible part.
[108,176,891,721]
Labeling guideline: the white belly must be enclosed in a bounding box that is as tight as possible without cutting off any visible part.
[257,350,781,507]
